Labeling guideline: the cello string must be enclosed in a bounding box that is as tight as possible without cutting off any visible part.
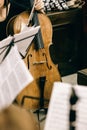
[27,0,36,26]
[27,0,45,26]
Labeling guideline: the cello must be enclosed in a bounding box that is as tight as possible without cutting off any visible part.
[6,0,61,111]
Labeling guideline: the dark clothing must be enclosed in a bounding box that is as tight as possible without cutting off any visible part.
[10,0,31,10]
[0,0,31,40]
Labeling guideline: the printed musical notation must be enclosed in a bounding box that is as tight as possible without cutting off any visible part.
[0,45,33,110]
[44,82,87,130]
[0,26,40,110]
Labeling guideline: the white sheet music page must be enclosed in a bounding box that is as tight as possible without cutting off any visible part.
[44,82,87,130]
[14,25,40,57]
[0,36,14,63]
[0,45,33,110]
[74,85,87,130]
[44,82,72,130]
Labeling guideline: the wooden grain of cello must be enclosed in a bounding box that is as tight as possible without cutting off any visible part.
[6,11,61,110]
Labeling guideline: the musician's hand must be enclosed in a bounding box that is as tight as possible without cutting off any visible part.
[35,0,45,13]
[0,0,4,8]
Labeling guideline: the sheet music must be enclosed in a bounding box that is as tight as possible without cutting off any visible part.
[74,85,87,130]
[44,82,72,130]
[0,25,40,62]
[44,82,87,130]
[14,25,40,57]
[0,36,14,63]
[0,45,33,110]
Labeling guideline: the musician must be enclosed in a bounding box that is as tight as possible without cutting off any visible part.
[0,0,44,40]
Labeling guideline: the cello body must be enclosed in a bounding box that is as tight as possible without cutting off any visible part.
[7,11,61,110]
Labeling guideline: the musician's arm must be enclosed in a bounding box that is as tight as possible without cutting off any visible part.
[0,0,10,22]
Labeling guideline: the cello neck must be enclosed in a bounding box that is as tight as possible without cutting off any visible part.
[29,0,44,50]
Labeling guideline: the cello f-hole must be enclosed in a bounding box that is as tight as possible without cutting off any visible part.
[27,54,30,69]
[44,53,52,70]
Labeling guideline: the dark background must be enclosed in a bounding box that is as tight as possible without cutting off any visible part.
[48,7,87,76]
